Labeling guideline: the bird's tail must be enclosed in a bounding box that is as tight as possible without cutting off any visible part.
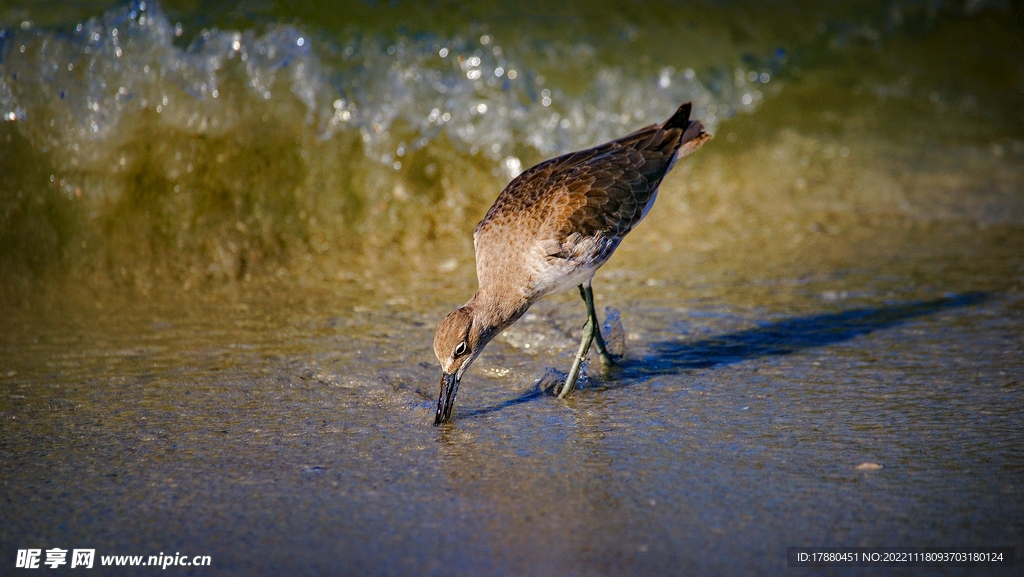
[663,102,712,159]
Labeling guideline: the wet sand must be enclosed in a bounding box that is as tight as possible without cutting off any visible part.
[3,221,1022,575]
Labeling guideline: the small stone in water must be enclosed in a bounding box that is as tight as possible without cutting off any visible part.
[856,462,883,470]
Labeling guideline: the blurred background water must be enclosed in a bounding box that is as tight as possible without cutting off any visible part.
[1,1,1023,575]
[1,0,1021,291]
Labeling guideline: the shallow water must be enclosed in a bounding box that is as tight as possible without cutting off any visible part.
[2,0,1024,575]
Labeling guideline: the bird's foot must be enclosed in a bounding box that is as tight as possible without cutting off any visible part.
[559,313,598,399]
[591,322,620,371]
[557,347,591,399]
[595,347,618,370]
[555,362,584,398]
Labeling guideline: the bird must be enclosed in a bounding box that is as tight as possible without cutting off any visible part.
[432,101,711,424]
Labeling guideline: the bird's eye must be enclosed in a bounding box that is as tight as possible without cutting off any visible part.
[454,341,467,357]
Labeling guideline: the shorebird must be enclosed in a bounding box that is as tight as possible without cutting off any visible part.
[433,102,710,424]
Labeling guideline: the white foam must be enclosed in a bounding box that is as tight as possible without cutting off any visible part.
[1,0,776,183]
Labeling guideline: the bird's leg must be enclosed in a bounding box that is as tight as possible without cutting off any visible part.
[559,305,596,399]
[557,283,617,399]
[580,283,615,368]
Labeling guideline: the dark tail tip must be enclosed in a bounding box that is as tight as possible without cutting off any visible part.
[663,102,693,130]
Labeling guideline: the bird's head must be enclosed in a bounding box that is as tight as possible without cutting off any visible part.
[432,304,488,425]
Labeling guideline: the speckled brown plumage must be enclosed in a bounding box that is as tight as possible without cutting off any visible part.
[473,102,709,310]
[432,102,710,424]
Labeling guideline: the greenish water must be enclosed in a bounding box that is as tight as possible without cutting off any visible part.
[2,0,1024,575]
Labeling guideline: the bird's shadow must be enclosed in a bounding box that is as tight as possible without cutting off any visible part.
[459,292,989,420]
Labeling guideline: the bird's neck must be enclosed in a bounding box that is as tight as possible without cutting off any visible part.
[468,288,530,344]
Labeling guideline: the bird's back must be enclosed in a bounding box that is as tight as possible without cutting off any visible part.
[473,103,710,303]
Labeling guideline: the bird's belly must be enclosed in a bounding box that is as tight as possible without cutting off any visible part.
[525,235,617,298]
[535,261,600,297]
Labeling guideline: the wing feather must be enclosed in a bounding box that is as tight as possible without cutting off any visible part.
[473,103,710,295]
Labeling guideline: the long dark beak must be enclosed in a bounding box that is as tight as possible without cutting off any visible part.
[434,371,460,425]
